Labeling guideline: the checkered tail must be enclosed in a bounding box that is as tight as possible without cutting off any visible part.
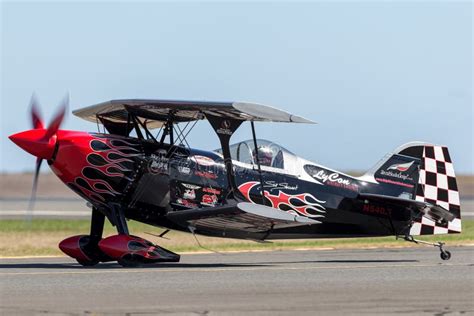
[410,145,462,235]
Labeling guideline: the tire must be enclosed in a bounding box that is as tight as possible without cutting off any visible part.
[118,254,141,268]
[440,251,451,260]
[76,259,99,266]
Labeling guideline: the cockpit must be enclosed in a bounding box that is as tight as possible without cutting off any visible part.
[218,139,299,174]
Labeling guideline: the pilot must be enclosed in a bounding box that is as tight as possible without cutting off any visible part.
[253,146,273,167]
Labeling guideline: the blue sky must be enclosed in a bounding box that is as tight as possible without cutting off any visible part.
[1,1,472,173]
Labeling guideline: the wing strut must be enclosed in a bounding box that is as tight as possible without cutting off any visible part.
[205,115,244,201]
[251,121,266,205]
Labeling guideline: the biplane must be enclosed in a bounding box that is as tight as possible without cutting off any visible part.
[9,96,462,266]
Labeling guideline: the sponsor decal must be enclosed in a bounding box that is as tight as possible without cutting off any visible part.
[203,187,221,195]
[387,161,414,172]
[239,181,326,218]
[375,177,414,188]
[264,181,298,191]
[378,160,415,182]
[177,166,191,175]
[309,169,358,191]
[175,198,198,208]
[201,194,218,206]
[183,189,196,200]
[182,183,201,190]
[216,120,233,136]
[362,204,392,217]
[195,170,218,180]
[190,155,216,167]
[149,153,168,174]
[379,169,414,182]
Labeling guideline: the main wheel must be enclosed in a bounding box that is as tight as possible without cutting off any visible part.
[117,254,141,268]
[76,259,99,267]
[440,251,451,260]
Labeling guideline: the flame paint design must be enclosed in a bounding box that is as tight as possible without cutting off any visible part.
[69,137,142,205]
[239,181,326,218]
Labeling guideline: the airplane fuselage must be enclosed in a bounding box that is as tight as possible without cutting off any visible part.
[49,131,413,240]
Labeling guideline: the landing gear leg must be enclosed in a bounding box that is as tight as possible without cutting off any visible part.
[109,203,129,235]
[76,208,107,266]
[90,207,105,242]
[108,203,141,267]
[401,234,451,260]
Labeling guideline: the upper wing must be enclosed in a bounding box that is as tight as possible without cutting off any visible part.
[73,99,315,129]
[167,202,320,239]
[359,193,456,223]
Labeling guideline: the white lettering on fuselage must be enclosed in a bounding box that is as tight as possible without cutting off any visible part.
[313,170,351,185]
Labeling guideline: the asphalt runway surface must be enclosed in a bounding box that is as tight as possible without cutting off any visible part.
[0,248,473,315]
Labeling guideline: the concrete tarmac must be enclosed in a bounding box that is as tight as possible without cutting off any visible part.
[0,247,473,315]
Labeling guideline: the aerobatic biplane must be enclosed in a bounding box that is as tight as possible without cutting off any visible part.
[9,96,462,266]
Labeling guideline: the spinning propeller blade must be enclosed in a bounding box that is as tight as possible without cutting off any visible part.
[20,93,69,218]
[30,94,45,130]
[27,158,43,220]
[44,94,68,140]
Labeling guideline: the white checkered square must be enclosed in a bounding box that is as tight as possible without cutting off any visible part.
[434,146,444,161]
[424,157,437,173]
[436,173,448,190]
[449,218,461,232]
[445,163,455,177]
[448,190,460,206]
[410,222,422,235]
[434,226,449,234]
[421,216,435,226]
[418,169,426,184]
[423,185,438,200]
[437,200,449,211]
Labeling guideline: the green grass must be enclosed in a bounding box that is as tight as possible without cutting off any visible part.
[0,219,473,257]
[0,219,149,233]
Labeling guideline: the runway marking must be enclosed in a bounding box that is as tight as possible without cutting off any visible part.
[0,263,470,276]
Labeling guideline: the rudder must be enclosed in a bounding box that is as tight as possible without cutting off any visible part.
[411,145,461,235]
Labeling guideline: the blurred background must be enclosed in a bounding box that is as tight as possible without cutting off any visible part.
[1,1,472,220]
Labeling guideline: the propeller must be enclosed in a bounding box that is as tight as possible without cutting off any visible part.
[18,94,69,219]
[30,94,45,130]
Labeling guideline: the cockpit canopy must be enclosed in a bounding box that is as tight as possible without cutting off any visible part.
[218,139,298,173]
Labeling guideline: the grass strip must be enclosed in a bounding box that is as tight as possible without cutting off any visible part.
[0,219,472,257]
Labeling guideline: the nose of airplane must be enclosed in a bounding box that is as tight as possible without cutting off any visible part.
[9,129,57,160]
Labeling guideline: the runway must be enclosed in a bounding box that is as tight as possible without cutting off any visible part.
[1,247,473,315]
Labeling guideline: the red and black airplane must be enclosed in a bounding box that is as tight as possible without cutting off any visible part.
[9,96,462,267]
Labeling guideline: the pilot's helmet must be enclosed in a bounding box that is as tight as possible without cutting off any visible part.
[253,146,273,166]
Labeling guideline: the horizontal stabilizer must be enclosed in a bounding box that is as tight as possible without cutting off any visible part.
[359,193,455,224]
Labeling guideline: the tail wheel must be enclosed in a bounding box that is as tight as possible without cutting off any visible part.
[440,251,451,261]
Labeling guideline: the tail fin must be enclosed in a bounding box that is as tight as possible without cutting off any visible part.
[361,142,461,235]
[413,145,461,235]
